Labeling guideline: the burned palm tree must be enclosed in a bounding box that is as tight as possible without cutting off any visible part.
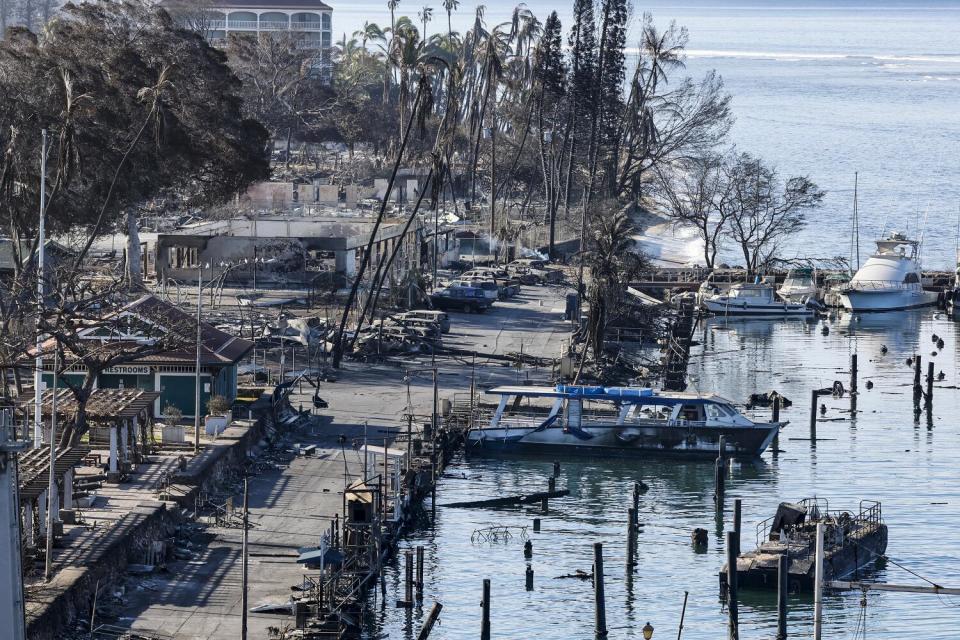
[582,206,647,368]
[332,68,437,367]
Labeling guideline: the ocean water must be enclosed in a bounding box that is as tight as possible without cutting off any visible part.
[365,309,960,638]
[336,1,960,268]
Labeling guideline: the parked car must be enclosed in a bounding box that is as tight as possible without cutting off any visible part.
[430,285,494,313]
[451,278,500,300]
[385,316,443,341]
[402,310,451,333]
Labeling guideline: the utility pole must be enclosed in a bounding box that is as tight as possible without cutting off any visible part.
[44,350,59,581]
[33,128,48,448]
[0,408,30,640]
[241,478,249,640]
[194,263,204,455]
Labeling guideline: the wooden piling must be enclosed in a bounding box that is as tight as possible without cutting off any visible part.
[850,353,858,395]
[809,389,819,439]
[593,543,608,639]
[714,437,726,502]
[776,553,788,640]
[714,458,724,502]
[481,579,491,640]
[524,540,533,559]
[726,531,739,640]
[914,355,922,408]
[927,361,934,407]
[772,396,782,456]
[525,565,534,591]
[416,545,425,601]
[553,460,560,477]
[533,518,541,532]
[417,602,443,640]
[627,508,636,570]
[548,476,556,493]
[632,482,641,518]
[733,499,742,557]
[403,549,414,607]
[541,496,549,514]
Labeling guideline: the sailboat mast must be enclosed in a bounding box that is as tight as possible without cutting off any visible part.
[853,172,860,270]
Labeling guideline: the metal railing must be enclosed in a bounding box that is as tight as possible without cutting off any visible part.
[215,19,326,31]
[845,279,922,292]
[755,497,883,548]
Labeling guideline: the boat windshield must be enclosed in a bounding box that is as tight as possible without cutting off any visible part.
[705,403,738,419]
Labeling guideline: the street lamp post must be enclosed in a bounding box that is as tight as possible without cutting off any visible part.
[194,263,207,455]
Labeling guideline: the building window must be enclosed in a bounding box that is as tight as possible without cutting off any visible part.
[292,11,321,29]
[227,11,257,30]
[322,13,331,30]
[259,12,288,31]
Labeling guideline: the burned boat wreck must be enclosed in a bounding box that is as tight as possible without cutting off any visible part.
[467,385,784,458]
[722,498,888,592]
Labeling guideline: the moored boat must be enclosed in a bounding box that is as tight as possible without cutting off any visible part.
[840,232,937,312]
[777,268,819,303]
[721,497,887,592]
[467,385,784,458]
[701,282,816,317]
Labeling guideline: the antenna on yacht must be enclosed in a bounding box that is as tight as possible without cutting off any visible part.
[917,205,930,264]
[850,171,868,271]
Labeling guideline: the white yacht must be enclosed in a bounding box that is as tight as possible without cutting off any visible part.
[840,233,937,312]
[701,282,815,317]
[777,268,819,303]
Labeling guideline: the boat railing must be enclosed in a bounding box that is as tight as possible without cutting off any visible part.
[755,498,882,548]
[497,417,550,430]
[845,279,920,291]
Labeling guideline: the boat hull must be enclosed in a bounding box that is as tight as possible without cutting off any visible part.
[839,289,937,312]
[701,299,814,317]
[467,422,781,458]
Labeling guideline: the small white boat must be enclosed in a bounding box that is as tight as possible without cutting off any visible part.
[701,282,815,317]
[777,268,819,303]
[822,273,851,308]
[840,233,937,312]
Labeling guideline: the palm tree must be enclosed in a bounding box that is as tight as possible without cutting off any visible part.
[353,21,384,49]
[442,0,459,40]
[388,18,425,143]
[387,0,400,35]
[418,5,433,41]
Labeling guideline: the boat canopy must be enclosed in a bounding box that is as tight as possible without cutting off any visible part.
[485,385,731,405]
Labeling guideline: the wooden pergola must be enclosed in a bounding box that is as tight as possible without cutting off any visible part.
[37,388,160,482]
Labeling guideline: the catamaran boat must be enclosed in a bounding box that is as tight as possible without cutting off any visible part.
[701,282,816,317]
[776,268,819,303]
[467,385,785,458]
[840,232,937,312]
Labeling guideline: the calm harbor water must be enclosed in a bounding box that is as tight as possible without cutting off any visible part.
[365,308,960,638]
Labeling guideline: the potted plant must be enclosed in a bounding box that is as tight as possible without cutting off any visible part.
[205,395,232,436]
[161,404,185,444]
